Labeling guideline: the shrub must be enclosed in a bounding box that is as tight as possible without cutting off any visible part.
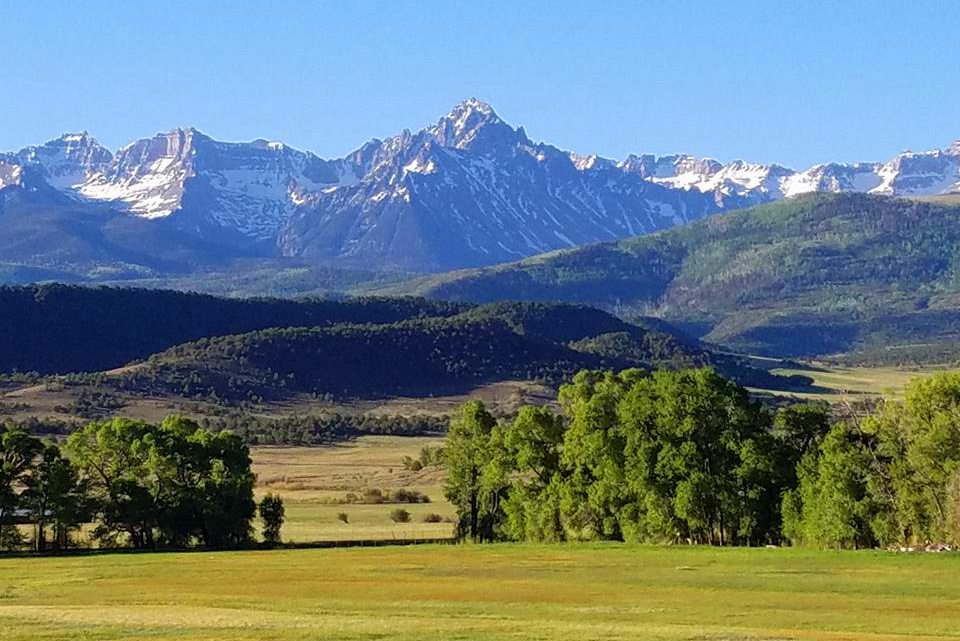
[390,508,411,523]
[337,512,349,524]
[392,488,430,504]
[402,455,423,471]
[423,513,443,523]
[362,488,385,503]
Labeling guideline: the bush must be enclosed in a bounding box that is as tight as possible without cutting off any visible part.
[362,488,385,503]
[401,455,423,471]
[337,512,349,524]
[392,488,430,504]
[390,508,411,523]
[423,513,444,523]
[325,487,429,505]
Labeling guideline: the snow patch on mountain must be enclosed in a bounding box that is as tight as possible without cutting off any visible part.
[0,161,23,189]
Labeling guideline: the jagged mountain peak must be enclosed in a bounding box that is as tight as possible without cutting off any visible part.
[445,97,500,122]
[428,98,528,152]
[48,131,98,145]
[14,131,113,190]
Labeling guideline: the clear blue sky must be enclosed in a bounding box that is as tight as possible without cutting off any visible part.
[3,1,957,169]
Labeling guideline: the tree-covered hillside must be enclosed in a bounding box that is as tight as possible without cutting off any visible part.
[0,284,466,373]
[386,194,960,361]
[112,302,802,401]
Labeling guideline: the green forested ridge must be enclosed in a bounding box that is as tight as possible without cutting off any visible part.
[445,368,960,549]
[387,193,960,361]
[112,302,802,401]
[0,284,467,373]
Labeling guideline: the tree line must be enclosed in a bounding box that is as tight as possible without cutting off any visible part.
[444,367,960,548]
[0,416,279,552]
[199,412,449,445]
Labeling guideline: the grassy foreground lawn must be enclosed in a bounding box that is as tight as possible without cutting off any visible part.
[1,545,959,640]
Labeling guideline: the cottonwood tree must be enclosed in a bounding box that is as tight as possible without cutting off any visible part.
[67,416,256,549]
[443,401,505,542]
[0,424,42,549]
[21,443,88,551]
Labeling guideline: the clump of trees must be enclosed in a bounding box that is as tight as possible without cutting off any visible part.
[1,416,258,552]
[1,424,90,551]
[784,373,960,548]
[445,368,960,548]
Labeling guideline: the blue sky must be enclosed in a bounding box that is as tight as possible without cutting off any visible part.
[2,1,957,168]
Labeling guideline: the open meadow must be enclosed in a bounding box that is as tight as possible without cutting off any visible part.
[751,361,957,402]
[250,437,455,542]
[1,544,959,640]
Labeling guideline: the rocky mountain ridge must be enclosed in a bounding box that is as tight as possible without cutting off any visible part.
[2,99,958,274]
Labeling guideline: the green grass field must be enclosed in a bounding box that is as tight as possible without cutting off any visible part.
[1,544,958,640]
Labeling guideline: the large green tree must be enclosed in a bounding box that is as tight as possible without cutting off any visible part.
[443,401,505,542]
[614,368,776,545]
[781,422,883,549]
[0,423,42,550]
[21,443,88,551]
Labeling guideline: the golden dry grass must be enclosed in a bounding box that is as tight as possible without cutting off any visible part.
[250,437,455,542]
[753,362,958,402]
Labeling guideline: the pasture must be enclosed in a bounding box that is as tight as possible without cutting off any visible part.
[251,437,455,542]
[756,362,956,402]
[1,544,959,640]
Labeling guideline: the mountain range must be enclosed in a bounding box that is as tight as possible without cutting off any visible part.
[2,99,959,279]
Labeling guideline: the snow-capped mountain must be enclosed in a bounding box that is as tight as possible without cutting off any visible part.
[279,99,719,270]
[633,143,960,203]
[2,98,959,275]
[14,132,113,191]
[28,128,361,241]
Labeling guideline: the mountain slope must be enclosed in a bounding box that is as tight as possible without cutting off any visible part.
[0,285,804,398]
[385,193,960,360]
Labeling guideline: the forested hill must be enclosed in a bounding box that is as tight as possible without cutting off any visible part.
[116,302,804,401]
[0,284,465,373]
[385,193,960,361]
